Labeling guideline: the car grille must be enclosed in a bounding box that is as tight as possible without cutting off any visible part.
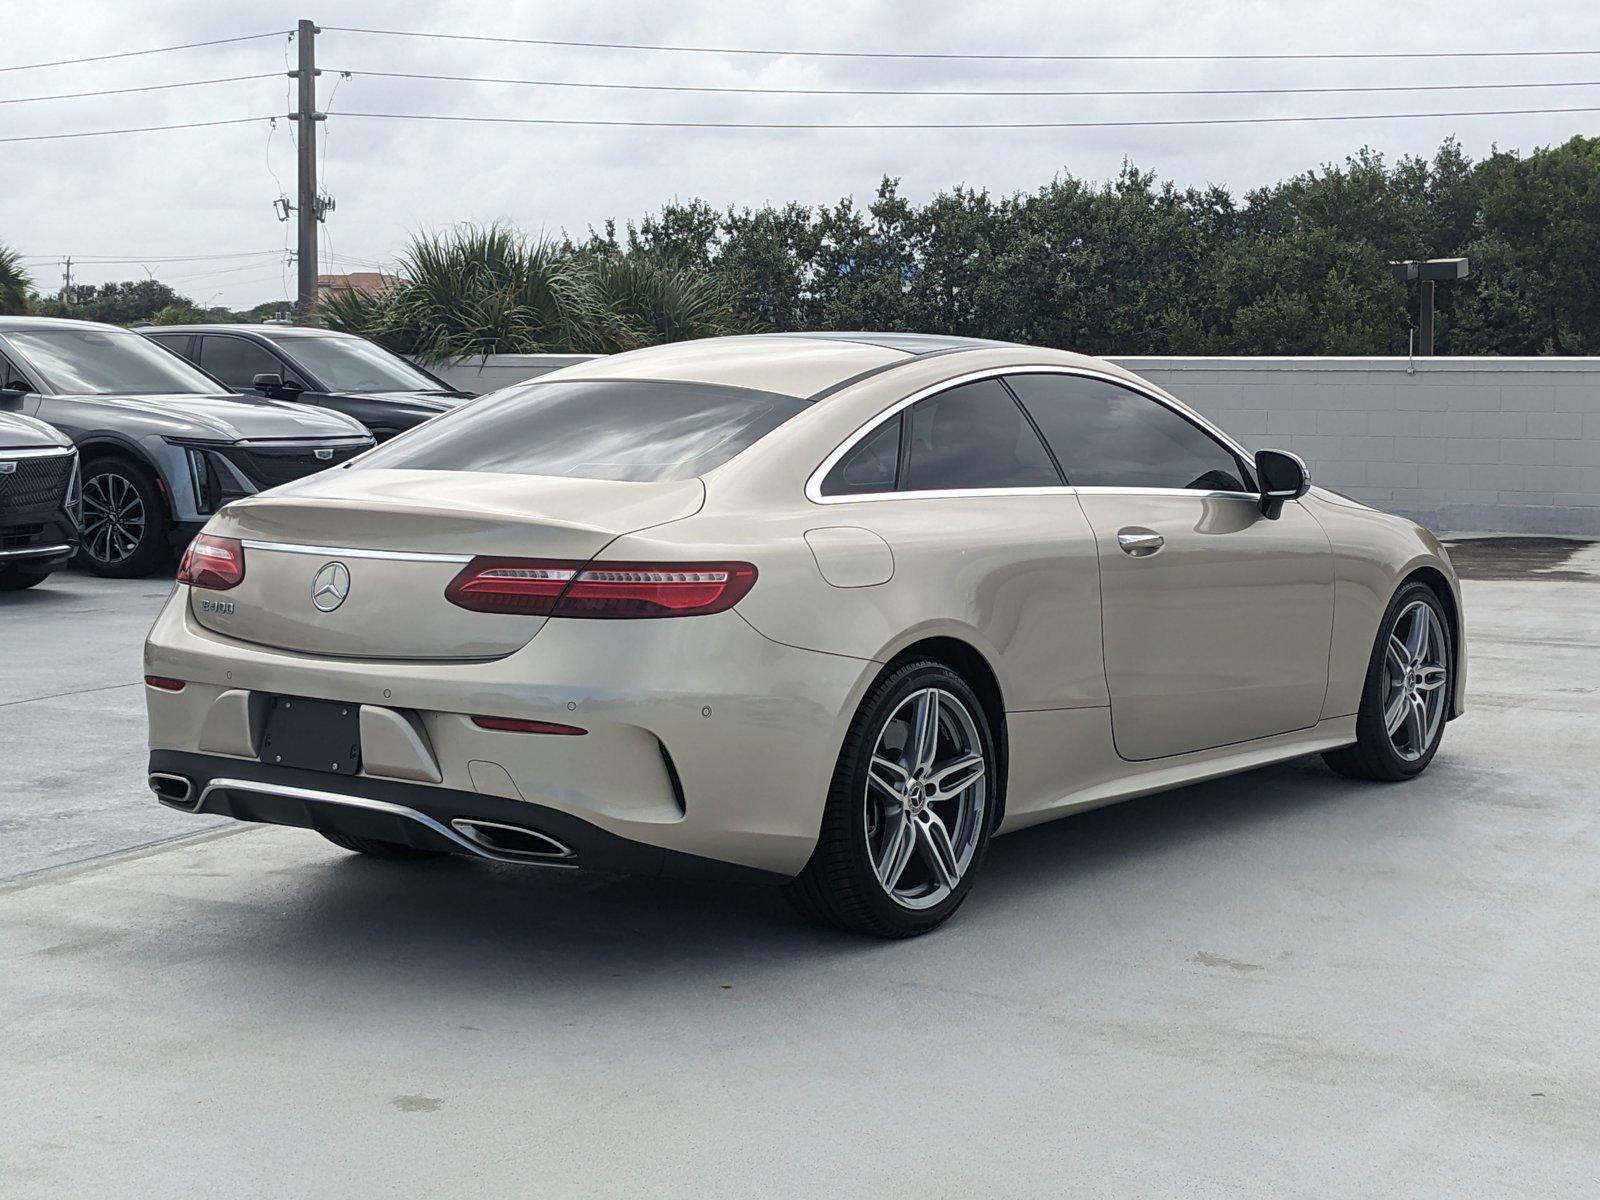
[0,452,75,523]
[216,442,366,490]
[0,523,47,550]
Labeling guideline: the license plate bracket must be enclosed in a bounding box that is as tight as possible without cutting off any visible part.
[259,695,362,774]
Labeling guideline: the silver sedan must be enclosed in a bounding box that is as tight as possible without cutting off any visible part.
[143,333,1464,936]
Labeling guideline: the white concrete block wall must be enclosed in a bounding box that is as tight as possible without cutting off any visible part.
[1113,358,1600,536]
[419,352,1600,536]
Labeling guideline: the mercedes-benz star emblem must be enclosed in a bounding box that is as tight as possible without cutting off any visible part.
[311,561,350,612]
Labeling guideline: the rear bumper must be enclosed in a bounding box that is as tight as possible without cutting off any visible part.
[144,587,877,876]
[148,750,784,884]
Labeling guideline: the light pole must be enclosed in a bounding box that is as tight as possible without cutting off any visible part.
[1390,257,1469,356]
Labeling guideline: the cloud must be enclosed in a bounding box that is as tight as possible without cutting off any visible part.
[4,0,1592,308]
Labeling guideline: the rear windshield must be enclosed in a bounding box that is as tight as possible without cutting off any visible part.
[355,378,809,483]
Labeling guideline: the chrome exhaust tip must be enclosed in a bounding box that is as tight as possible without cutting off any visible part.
[449,818,575,862]
[149,772,197,811]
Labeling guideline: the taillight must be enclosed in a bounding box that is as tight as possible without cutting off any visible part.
[176,534,245,590]
[445,558,757,618]
[442,559,576,615]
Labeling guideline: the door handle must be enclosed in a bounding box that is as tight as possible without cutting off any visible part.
[1116,529,1164,557]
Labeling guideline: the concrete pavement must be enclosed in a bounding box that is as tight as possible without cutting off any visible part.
[1,546,1597,1197]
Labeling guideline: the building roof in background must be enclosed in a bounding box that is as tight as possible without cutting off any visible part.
[315,272,398,296]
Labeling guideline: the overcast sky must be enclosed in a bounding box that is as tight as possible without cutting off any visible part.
[6,0,1598,309]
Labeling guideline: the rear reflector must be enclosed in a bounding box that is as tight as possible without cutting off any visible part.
[176,534,245,590]
[446,558,757,618]
[471,715,588,736]
[144,675,186,692]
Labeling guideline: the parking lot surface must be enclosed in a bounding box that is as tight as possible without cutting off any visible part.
[2,541,1598,1197]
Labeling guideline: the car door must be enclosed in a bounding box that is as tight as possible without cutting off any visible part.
[0,343,45,418]
[812,376,1107,715]
[1007,371,1333,761]
[196,334,308,396]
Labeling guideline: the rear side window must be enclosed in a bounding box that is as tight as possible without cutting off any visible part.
[821,413,901,496]
[357,379,808,483]
[1007,373,1251,493]
[900,380,1060,492]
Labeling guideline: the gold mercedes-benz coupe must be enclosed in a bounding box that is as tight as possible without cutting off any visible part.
[145,333,1464,937]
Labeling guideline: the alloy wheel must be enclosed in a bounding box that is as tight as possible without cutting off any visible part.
[864,686,989,910]
[1383,599,1449,762]
[80,470,147,566]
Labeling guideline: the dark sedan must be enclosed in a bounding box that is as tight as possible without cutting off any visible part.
[145,326,472,441]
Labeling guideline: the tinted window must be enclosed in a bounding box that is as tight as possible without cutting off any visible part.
[200,336,291,391]
[900,379,1059,492]
[821,413,900,495]
[1008,373,1249,492]
[4,327,225,396]
[358,379,808,483]
[274,335,440,393]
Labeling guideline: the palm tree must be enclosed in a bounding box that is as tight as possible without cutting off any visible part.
[0,243,34,315]
[321,224,595,362]
[319,224,753,362]
[585,253,745,353]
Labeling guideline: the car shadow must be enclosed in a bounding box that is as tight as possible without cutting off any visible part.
[221,754,1371,997]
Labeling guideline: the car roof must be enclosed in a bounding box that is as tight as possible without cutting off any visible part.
[0,316,133,333]
[145,324,348,339]
[546,332,1109,400]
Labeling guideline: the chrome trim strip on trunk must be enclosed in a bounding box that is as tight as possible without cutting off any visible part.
[238,539,473,563]
[194,776,580,868]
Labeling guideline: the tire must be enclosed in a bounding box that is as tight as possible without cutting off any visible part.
[77,456,169,578]
[319,830,451,861]
[1323,580,1453,782]
[785,659,1000,938]
[0,567,51,591]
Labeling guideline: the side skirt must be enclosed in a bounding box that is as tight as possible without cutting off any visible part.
[998,710,1357,835]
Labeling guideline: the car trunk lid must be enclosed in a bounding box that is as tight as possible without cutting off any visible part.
[191,468,704,660]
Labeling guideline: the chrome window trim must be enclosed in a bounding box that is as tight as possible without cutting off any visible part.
[1071,485,1262,501]
[805,363,1258,506]
[239,538,473,564]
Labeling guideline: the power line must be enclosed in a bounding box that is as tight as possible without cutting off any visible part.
[323,26,1600,62]
[10,104,1600,143]
[19,250,283,263]
[336,103,1600,131]
[1,31,292,74]
[336,67,1600,100]
[0,72,281,106]
[0,116,268,144]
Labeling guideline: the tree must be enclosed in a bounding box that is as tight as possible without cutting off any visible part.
[0,244,32,315]
[33,279,195,325]
[1468,135,1600,354]
[321,223,745,360]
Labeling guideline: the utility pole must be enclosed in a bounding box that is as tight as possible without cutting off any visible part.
[59,256,73,305]
[291,19,321,321]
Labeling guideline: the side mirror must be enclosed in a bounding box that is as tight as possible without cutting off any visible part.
[1255,448,1310,519]
[0,381,29,401]
[252,372,303,397]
